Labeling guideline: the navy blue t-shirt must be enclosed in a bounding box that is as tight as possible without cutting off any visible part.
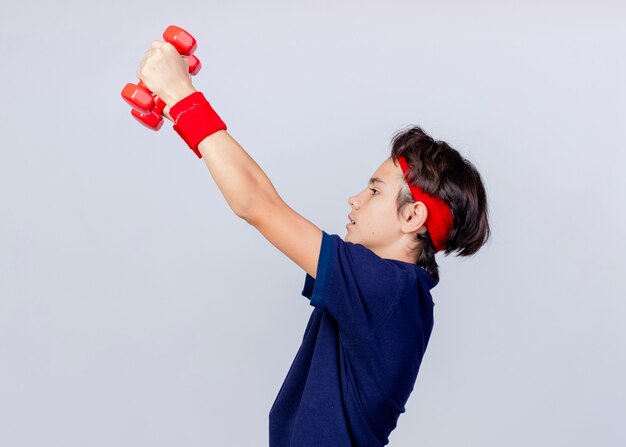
[269,231,437,446]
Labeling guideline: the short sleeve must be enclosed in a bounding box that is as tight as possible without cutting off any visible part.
[301,230,407,343]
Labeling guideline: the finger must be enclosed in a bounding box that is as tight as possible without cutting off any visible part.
[151,40,164,48]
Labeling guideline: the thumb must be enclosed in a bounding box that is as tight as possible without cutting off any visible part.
[163,104,174,123]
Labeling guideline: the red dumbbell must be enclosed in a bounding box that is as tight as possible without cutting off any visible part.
[121,25,202,131]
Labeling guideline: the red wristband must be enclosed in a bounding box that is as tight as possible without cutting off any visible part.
[170,91,227,158]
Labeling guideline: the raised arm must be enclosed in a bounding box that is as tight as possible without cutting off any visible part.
[195,128,323,279]
[136,39,323,278]
[197,128,277,218]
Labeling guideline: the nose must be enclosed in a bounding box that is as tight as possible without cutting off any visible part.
[347,194,359,208]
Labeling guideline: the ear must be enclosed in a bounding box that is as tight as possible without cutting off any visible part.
[401,201,428,233]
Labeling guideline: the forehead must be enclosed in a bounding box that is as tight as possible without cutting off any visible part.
[371,158,402,184]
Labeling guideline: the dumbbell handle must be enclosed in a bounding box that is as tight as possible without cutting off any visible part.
[121,25,202,130]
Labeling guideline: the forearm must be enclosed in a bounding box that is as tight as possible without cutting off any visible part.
[161,83,277,218]
[196,129,280,218]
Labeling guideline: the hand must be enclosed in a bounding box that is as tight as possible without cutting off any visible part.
[136,40,197,110]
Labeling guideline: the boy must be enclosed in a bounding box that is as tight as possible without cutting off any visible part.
[135,40,490,446]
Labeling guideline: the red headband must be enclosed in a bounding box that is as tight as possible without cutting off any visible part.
[397,155,453,253]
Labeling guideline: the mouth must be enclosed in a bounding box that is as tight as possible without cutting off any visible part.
[347,215,356,227]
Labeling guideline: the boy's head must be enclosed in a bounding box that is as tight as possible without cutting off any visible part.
[346,125,491,283]
[345,157,427,259]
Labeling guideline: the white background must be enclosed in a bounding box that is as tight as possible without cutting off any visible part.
[1,1,624,445]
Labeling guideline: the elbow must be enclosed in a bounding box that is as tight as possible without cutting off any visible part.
[236,201,261,224]
[237,207,255,224]
[235,202,253,222]
[238,193,280,226]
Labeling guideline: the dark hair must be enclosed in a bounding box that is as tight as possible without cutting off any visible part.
[389,125,491,284]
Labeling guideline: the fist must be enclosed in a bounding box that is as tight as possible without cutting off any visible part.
[136,40,195,106]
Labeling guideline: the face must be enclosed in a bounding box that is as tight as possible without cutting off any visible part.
[346,157,427,261]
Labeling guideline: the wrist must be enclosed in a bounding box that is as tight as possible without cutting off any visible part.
[163,84,197,108]
[170,91,227,158]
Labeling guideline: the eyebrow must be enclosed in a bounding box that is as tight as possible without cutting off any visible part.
[369,177,386,186]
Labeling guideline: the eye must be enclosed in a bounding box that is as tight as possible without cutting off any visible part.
[369,188,378,195]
